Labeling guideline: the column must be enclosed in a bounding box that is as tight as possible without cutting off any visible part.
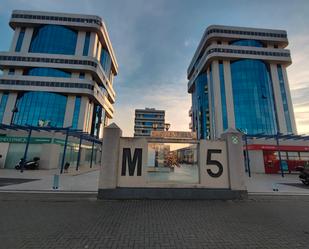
[281,66,297,134]
[77,96,89,131]
[221,128,247,191]
[88,32,97,57]
[270,64,287,133]
[75,31,86,56]
[211,61,223,138]
[63,96,76,128]
[2,93,17,125]
[21,27,34,52]
[98,123,122,191]
[9,27,21,52]
[207,68,214,139]
[223,60,235,129]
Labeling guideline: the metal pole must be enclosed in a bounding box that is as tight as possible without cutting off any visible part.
[76,135,82,171]
[60,129,69,174]
[244,134,251,177]
[276,132,284,177]
[89,140,95,168]
[21,127,32,173]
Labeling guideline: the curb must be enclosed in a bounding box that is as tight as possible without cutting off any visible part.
[0,190,98,201]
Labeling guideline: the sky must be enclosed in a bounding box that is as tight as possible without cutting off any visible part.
[0,0,309,136]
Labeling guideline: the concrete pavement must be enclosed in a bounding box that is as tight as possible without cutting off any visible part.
[1,196,309,249]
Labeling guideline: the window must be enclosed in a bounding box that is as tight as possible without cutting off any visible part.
[25,67,71,78]
[12,92,67,127]
[29,25,77,55]
[79,72,85,79]
[219,62,228,131]
[277,65,292,133]
[231,59,277,135]
[100,49,112,79]
[192,73,209,139]
[72,96,81,129]
[0,93,9,122]
[8,69,15,75]
[15,28,25,52]
[229,40,264,47]
[83,32,90,56]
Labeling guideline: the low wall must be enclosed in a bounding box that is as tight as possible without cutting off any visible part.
[98,124,247,200]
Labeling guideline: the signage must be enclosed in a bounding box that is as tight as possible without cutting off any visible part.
[151,131,196,139]
[0,136,52,144]
[121,148,142,176]
[246,144,309,152]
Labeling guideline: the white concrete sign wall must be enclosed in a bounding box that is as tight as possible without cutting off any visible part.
[99,124,247,196]
[117,137,148,187]
[199,140,229,188]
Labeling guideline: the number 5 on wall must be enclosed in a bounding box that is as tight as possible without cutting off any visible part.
[206,149,223,178]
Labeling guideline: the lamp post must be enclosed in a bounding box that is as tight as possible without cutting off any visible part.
[164,123,171,131]
[152,123,158,130]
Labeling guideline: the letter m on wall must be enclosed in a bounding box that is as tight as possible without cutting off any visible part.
[121,148,142,176]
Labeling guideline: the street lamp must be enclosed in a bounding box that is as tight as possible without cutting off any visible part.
[152,123,158,130]
[164,123,171,131]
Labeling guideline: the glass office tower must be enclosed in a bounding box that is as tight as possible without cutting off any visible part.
[0,10,119,138]
[187,25,296,139]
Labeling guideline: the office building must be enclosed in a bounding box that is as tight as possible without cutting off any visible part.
[188,25,296,139]
[0,10,118,138]
[0,10,118,169]
[134,108,165,137]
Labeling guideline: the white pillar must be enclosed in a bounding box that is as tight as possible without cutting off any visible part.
[21,27,34,53]
[211,61,223,138]
[221,128,246,191]
[63,95,76,127]
[75,31,86,56]
[78,96,89,131]
[88,32,97,57]
[9,27,21,52]
[281,66,297,134]
[2,93,17,125]
[207,68,214,139]
[98,123,122,190]
[270,64,287,133]
[223,60,236,129]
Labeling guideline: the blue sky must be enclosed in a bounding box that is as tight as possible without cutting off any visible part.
[0,0,309,135]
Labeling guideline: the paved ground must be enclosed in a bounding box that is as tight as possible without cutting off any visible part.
[1,196,309,249]
[1,168,309,194]
[0,167,99,191]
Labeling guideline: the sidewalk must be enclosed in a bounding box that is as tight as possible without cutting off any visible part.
[246,173,309,195]
[0,167,100,192]
[1,168,309,194]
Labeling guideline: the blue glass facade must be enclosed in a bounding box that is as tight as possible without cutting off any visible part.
[277,65,292,133]
[209,66,216,137]
[29,25,77,55]
[25,67,71,78]
[219,62,228,131]
[15,28,25,52]
[192,73,209,139]
[0,93,8,123]
[100,49,112,79]
[231,59,277,135]
[91,104,106,137]
[230,39,264,47]
[72,96,81,129]
[12,92,67,127]
[83,32,90,56]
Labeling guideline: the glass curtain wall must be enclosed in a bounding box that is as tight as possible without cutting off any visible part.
[231,59,277,135]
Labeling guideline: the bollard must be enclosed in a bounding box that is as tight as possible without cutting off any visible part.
[272,183,279,192]
[52,174,59,190]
